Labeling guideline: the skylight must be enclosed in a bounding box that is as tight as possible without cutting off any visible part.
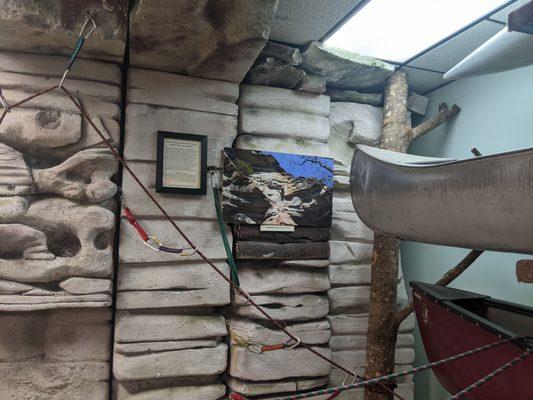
[325,0,509,63]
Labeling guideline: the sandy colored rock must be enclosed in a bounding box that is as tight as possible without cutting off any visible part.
[124,104,236,164]
[329,264,372,287]
[113,343,228,381]
[239,108,330,142]
[302,42,394,90]
[129,0,278,82]
[226,376,327,396]
[115,384,226,400]
[327,89,383,106]
[115,313,227,343]
[296,73,327,94]
[328,313,416,335]
[0,360,108,400]
[0,143,34,195]
[234,294,329,322]
[329,241,373,265]
[0,0,127,62]
[245,57,306,89]
[0,309,110,362]
[228,318,330,346]
[239,265,330,294]
[59,277,112,295]
[121,161,222,219]
[328,286,370,314]
[260,41,302,66]
[127,68,238,115]
[331,211,373,243]
[330,102,383,146]
[34,148,118,202]
[116,262,230,309]
[119,218,231,263]
[115,339,218,355]
[0,198,114,283]
[229,345,331,381]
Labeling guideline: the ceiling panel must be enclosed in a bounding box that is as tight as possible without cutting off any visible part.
[490,0,530,22]
[269,0,366,45]
[400,67,445,94]
[408,20,503,73]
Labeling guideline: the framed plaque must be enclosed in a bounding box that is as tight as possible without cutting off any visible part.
[156,131,207,195]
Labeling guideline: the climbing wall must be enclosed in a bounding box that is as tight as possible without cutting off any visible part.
[328,102,416,400]
[227,84,333,397]
[0,51,121,399]
[112,68,238,399]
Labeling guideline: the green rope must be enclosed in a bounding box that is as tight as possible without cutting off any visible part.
[213,186,240,286]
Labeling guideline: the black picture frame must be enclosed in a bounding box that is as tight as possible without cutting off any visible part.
[155,131,207,195]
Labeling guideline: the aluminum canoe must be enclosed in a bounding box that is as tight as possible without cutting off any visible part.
[350,145,533,254]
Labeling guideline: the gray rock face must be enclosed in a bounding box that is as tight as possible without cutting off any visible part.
[129,0,279,82]
[260,41,303,66]
[0,1,127,62]
[302,42,395,90]
[0,53,119,314]
[114,67,235,396]
[114,344,228,381]
[327,89,383,106]
[0,309,110,399]
[296,73,327,94]
[229,345,331,381]
[245,57,306,89]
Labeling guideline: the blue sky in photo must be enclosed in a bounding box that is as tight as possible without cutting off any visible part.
[264,151,334,188]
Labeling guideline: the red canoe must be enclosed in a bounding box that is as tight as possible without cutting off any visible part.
[411,282,533,399]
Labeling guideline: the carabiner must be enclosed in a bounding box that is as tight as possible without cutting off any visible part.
[144,235,161,251]
[79,17,97,39]
[247,343,263,354]
[180,245,199,257]
[285,336,301,349]
[342,371,358,385]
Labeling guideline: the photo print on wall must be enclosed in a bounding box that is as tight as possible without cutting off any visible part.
[222,148,334,227]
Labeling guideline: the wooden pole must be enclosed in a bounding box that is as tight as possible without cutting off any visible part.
[363,71,462,400]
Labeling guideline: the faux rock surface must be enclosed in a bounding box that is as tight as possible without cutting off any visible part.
[114,67,234,395]
[302,42,395,90]
[245,57,306,89]
[327,88,383,106]
[114,344,228,381]
[0,53,120,313]
[229,345,331,381]
[0,1,127,62]
[259,41,303,66]
[129,0,279,82]
[115,384,226,400]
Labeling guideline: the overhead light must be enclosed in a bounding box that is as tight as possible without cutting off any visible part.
[325,0,509,63]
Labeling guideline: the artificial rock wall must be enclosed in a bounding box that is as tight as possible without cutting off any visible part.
[113,68,238,399]
[227,85,333,398]
[0,51,122,399]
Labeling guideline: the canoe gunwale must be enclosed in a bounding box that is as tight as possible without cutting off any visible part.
[356,144,533,170]
[411,282,533,349]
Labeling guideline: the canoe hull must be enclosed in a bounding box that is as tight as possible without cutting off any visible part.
[412,283,533,399]
[350,146,533,254]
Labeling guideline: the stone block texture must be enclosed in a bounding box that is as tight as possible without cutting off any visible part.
[129,0,279,83]
[113,68,236,398]
[227,84,333,398]
[0,1,127,62]
[0,51,120,398]
[327,102,415,400]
